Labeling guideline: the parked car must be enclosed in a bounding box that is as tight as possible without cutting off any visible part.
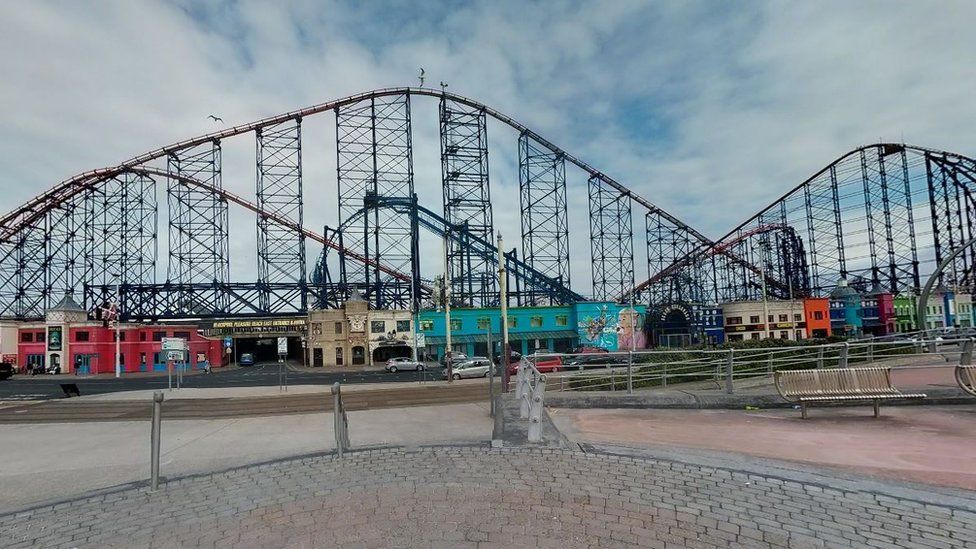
[385,357,425,372]
[443,358,493,380]
[571,346,609,354]
[508,352,562,375]
[0,363,14,381]
[566,354,618,369]
[239,353,255,366]
[440,352,468,366]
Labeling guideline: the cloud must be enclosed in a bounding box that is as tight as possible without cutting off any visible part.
[1,0,974,299]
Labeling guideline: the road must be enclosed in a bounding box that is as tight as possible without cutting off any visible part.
[0,361,451,401]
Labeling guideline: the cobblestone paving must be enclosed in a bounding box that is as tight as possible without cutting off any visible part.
[1,446,974,548]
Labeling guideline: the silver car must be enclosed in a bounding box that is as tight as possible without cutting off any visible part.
[443,358,494,380]
[385,357,425,372]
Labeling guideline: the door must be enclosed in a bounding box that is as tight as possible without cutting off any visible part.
[313,348,323,367]
[335,347,343,366]
[352,346,365,365]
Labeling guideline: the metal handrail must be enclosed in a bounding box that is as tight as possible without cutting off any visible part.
[331,382,350,457]
[515,358,547,442]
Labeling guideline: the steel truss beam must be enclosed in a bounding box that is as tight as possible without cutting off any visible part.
[256,119,306,312]
[440,97,495,307]
[589,175,633,301]
[336,94,414,309]
[928,153,976,292]
[518,132,569,306]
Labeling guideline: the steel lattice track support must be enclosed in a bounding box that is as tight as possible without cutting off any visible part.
[645,211,707,305]
[336,94,414,309]
[440,97,495,307]
[89,173,158,305]
[518,132,569,306]
[927,153,976,292]
[589,175,633,301]
[0,219,47,317]
[256,119,306,313]
[166,141,229,314]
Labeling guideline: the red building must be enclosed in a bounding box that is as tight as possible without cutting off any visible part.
[15,295,222,374]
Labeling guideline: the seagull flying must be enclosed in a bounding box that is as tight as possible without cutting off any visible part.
[208,114,223,123]
[440,81,448,92]
[418,67,425,88]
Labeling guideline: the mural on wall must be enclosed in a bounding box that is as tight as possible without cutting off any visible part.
[576,304,647,351]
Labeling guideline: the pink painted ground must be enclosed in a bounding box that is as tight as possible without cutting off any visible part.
[551,405,976,490]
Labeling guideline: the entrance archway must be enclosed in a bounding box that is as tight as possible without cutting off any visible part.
[373,345,411,363]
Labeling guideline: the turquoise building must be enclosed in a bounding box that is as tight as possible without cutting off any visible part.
[828,279,863,337]
[417,302,646,361]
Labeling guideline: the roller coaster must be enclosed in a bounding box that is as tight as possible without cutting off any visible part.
[0,87,973,321]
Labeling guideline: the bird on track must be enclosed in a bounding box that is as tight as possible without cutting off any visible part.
[418,67,425,88]
[208,114,223,123]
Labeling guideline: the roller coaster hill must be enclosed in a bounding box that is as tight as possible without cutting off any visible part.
[1,87,974,345]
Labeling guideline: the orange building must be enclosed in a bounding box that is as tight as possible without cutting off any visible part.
[802,298,831,338]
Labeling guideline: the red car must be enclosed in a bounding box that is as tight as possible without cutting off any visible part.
[507,353,563,375]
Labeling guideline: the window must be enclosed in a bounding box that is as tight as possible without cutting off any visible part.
[36,332,45,342]
[779,314,788,322]
[795,330,803,340]
[793,314,802,321]
[334,322,343,334]
[750,333,760,340]
[450,319,461,331]
[779,331,788,339]
[768,315,774,322]
[477,317,490,330]
[749,316,760,324]
[420,320,434,331]
[508,317,518,328]
[530,316,543,328]
[140,332,147,341]
[726,317,742,325]
[814,311,824,320]
[75,331,90,342]
[20,332,33,343]
[555,315,568,327]
[113,331,126,342]
[371,321,386,334]
[152,331,165,341]
[397,320,411,333]
[174,331,191,340]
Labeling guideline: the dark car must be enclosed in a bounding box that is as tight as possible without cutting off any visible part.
[566,354,618,370]
[0,362,14,381]
[239,353,255,366]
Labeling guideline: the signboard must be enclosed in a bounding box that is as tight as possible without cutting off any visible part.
[47,326,63,351]
[2,354,17,364]
[201,317,307,336]
[162,337,187,351]
[223,337,232,348]
[277,337,288,355]
[415,333,426,348]
[167,351,183,361]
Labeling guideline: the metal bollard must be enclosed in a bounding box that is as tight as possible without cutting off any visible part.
[838,343,849,368]
[150,391,163,491]
[331,383,345,458]
[962,338,974,366]
[724,349,734,394]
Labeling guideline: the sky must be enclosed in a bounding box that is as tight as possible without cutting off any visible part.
[1,0,975,295]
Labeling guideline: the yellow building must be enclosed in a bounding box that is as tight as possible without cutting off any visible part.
[306,292,414,367]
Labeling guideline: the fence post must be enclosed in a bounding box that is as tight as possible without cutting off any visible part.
[332,382,349,458]
[627,350,633,394]
[662,361,668,388]
[962,338,974,366]
[767,351,773,378]
[527,375,547,442]
[867,336,874,364]
[725,349,734,394]
[838,342,849,368]
[150,391,163,492]
[817,346,824,369]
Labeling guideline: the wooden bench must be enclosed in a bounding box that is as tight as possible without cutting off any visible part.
[773,367,925,419]
[957,365,976,397]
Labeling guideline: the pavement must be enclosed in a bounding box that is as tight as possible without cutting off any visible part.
[1,445,973,548]
[0,402,492,513]
[550,405,976,491]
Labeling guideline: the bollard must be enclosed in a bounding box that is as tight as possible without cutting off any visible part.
[724,349,734,394]
[839,343,849,368]
[150,391,163,491]
[962,338,974,366]
[331,383,344,458]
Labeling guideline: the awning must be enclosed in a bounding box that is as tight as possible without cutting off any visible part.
[424,330,578,345]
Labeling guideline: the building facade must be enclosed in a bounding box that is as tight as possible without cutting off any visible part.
[13,295,221,374]
[861,288,895,336]
[829,280,862,338]
[306,293,414,367]
[721,299,808,342]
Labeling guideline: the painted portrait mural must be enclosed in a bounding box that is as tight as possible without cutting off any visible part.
[575,303,647,351]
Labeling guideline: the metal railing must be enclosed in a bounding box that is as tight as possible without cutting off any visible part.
[514,359,547,442]
[332,382,351,457]
[522,336,974,395]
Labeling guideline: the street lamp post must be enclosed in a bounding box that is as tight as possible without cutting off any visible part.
[443,235,453,382]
